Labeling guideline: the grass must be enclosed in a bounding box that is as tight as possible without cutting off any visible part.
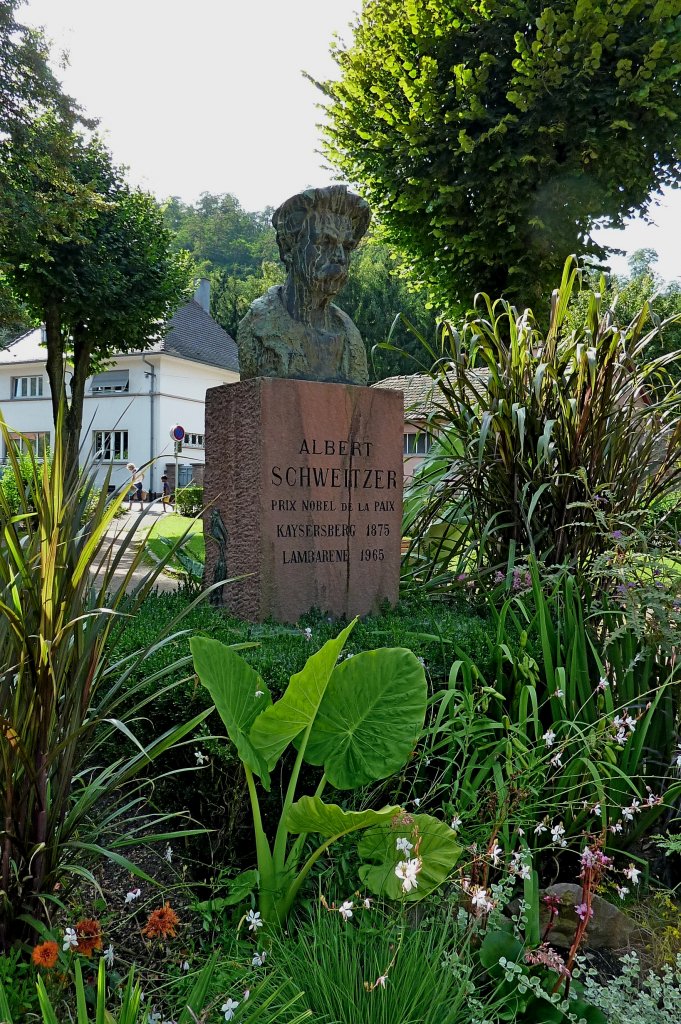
[146,513,205,560]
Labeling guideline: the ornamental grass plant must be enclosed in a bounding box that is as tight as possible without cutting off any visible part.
[0,413,210,949]
[401,257,681,585]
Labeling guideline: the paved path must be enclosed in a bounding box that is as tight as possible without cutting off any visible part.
[99,500,179,594]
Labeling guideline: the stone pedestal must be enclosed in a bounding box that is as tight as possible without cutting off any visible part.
[203,378,403,623]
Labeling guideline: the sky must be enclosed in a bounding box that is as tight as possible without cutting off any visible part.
[21,0,681,283]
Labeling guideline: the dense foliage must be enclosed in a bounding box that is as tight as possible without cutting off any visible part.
[2,134,193,471]
[404,260,681,577]
[0,417,207,948]
[316,0,681,308]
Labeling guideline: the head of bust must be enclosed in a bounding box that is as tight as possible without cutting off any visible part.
[272,186,371,301]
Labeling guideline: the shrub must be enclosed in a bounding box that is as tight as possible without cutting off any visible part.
[0,413,208,948]
[420,563,681,853]
[176,485,204,517]
[103,592,506,866]
[403,258,681,583]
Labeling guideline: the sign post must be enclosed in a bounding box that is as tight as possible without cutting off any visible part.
[169,425,186,495]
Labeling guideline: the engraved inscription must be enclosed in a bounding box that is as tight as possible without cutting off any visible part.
[272,435,398,567]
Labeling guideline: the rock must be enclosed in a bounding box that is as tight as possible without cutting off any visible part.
[535,884,642,950]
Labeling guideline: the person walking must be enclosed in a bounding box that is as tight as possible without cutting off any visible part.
[126,463,145,510]
[161,475,172,512]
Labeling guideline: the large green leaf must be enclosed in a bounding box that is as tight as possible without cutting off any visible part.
[249,620,356,770]
[190,636,271,787]
[358,813,461,901]
[303,648,427,788]
[285,795,400,838]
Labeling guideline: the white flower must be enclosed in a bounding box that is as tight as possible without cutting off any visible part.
[252,950,267,967]
[396,837,414,855]
[518,864,532,881]
[609,822,623,834]
[550,822,567,848]
[363,898,372,909]
[181,960,190,972]
[104,944,115,968]
[303,627,312,641]
[597,676,609,692]
[543,728,556,748]
[553,689,564,699]
[674,746,681,768]
[516,827,525,836]
[246,910,263,931]
[623,864,641,884]
[550,752,563,769]
[489,844,502,867]
[534,821,548,835]
[412,797,421,808]
[339,900,354,921]
[164,844,173,863]
[221,999,240,1021]
[63,927,78,951]
[470,885,495,914]
[194,750,208,765]
[376,974,388,987]
[395,857,421,893]
[592,803,601,817]
[616,886,629,900]
[125,887,141,903]
[450,815,462,831]
[615,727,627,745]
[627,799,641,815]
[243,990,250,1001]
[254,690,264,698]
[621,805,634,822]
[147,1013,162,1024]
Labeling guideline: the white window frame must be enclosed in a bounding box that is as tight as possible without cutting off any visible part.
[403,431,432,456]
[184,432,205,449]
[11,375,44,399]
[92,429,129,462]
[5,431,50,460]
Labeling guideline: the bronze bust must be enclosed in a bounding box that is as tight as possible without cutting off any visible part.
[237,185,371,385]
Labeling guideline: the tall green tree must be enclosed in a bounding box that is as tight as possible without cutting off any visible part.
[2,134,194,472]
[0,1,96,265]
[315,0,681,310]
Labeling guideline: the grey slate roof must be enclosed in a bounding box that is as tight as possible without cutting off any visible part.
[148,299,239,372]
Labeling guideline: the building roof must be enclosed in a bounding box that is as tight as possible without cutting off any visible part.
[375,369,491,416]
[148,299,239,372]
[0,300,239,372]
[0,327,46,365]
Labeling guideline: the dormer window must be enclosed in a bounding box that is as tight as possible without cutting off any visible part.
[90,370,129,394]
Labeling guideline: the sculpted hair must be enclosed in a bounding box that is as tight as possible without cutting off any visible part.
[272,185,371,265]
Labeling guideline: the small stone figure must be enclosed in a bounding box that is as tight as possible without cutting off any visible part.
[237,185,371,385]
[209,507,229,606]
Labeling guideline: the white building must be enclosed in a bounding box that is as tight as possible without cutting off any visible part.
[0,282,239,495]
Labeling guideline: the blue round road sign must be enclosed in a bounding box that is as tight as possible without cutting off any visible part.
[170,424,186,442]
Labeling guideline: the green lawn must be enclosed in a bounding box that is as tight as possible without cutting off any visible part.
[144,514,205,572]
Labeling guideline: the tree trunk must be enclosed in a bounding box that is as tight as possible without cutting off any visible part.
[44,310,93,480]
[64,325,93,479]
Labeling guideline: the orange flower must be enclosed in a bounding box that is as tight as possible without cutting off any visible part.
[32,941,59,968]
[141,902,179,940]
[75,919,103,957]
